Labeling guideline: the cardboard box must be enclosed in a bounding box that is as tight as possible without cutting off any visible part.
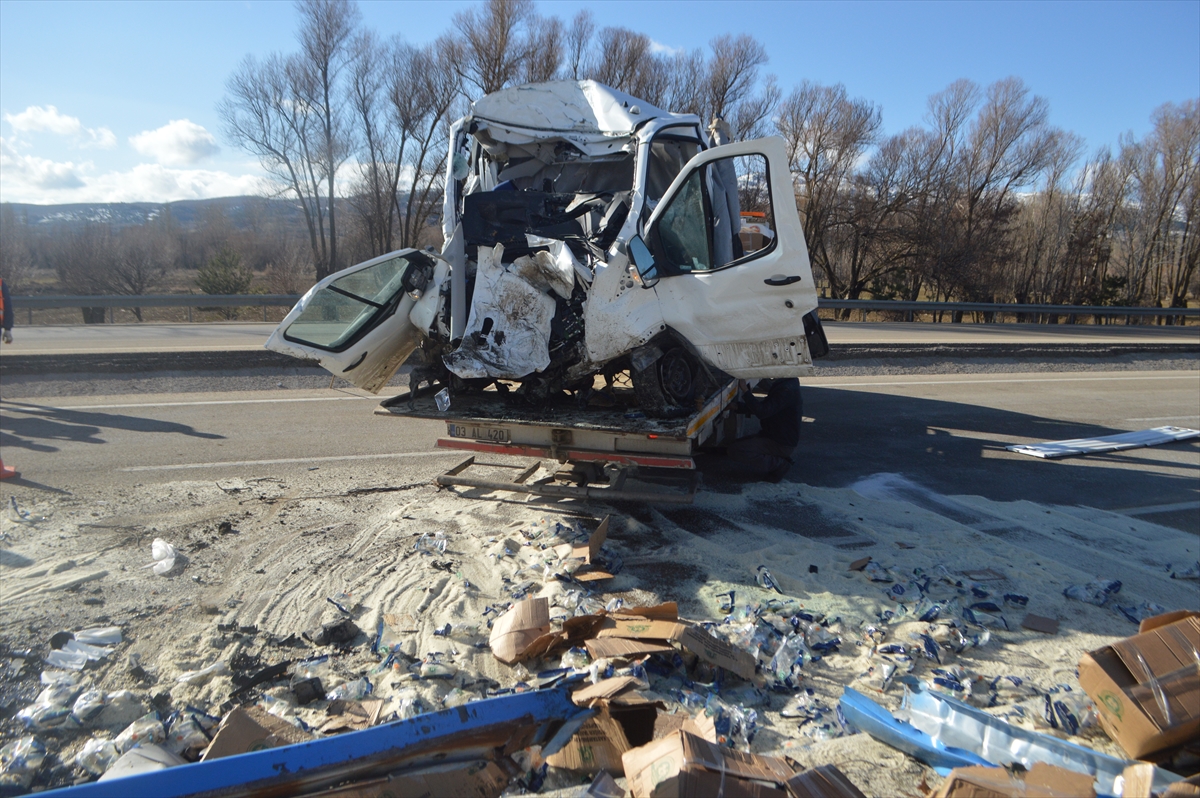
[931,764,1095,798]
[314,759,509,798]
[201,705,314,761]
[317,699,384,734]
[488,597,550,664]
[596,606,756,680]
[622,730,797,797]
[1077,612,1200,758]
[785,765,868,798]
[546,702,658,775]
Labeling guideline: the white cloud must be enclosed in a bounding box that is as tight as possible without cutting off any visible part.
[130,120,219,166]
[0,149,88,192]
[649,39,685,57]
[3,105,116,149]
[0,158,266,204]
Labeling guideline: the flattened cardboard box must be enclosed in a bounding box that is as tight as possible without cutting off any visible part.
[622,730,796,798]
[201,705,313,761]
[931,763,1095,798]
[1078,612,1200,758]
[314,759,509,798]
[786,765,868,798]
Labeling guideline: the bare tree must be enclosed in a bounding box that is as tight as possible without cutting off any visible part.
[220,0,359,281]
[111,223,173,319]
[706,34,767,121]
[522,14,562,84]
[0,205,36,294]
[449,0,535,97]
[347,31,395,257]
[563,10,595,80]
[775,81,881,304]
[388,42,460,250]
[1114,100,1200,313]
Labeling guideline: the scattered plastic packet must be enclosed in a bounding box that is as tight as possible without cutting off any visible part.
[144,538,178,576]
[113,712,166,753]
[756,566,783,594]
[0,736,46,789]
[1115,600,1167,625]
[71,690,107,725]
[434,388,451,412]
[863,561,893,583]
[1169,561,1199,580]
[74,627,122,646]
[1062,579,1121,606]
[326,676,372,701]
[177,661,229,686]
[76,737,120,776]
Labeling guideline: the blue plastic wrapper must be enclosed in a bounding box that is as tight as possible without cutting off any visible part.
[756,566,783,594]
[919,634,942,664]
[1062,579,1121,606]
[1003,593,1029,607]
[1115,600,1167,624]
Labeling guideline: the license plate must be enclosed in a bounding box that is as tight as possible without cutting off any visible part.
[448,424,510,443]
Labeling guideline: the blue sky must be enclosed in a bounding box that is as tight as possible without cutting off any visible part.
[1,0,1196,205]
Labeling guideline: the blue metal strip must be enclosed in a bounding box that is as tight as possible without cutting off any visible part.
[839,687,993,773]
[41,688,591,798]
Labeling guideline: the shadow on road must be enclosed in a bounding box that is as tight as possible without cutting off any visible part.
[0,400,226,454]
[698,386,1200,515]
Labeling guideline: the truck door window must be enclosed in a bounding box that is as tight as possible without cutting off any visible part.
[714,153,775,268]
[283,255,410,351]
[652,152,776,275]
[655,169,711,272]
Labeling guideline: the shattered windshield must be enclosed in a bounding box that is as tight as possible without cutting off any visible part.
[283,255,409,351]
[494,151,634,194]
[645,135,702,209]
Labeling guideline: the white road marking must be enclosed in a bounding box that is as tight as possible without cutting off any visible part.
[120,450,459,472]
[1114,500,1200,517]
[1123,415,1200,423]
[1,395,395,411]
[812,374,1199,389]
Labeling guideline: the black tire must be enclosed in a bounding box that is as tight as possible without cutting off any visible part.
[633,346,697,418]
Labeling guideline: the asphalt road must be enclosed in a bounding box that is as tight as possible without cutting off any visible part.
[2,320,1196,355]
[2,369,1197,532]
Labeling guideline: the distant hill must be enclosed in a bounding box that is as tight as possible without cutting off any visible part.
[2,196,310,233]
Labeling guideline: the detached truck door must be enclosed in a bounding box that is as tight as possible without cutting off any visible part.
[265,250,430,393]
[643,136,820,378]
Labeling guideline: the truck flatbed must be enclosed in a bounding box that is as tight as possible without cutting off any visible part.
[375,381,742,502]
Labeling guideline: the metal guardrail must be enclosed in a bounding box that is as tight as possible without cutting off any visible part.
[11,294,303,323]
[818,298,1199,318]
[10,294,1198,323]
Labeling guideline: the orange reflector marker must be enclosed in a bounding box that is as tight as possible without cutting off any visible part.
[647,434,659,439]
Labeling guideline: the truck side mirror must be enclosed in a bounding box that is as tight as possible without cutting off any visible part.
[628,235,659,288]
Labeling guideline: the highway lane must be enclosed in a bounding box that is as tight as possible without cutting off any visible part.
[2,370,1196,531]
[2,320,1196,355]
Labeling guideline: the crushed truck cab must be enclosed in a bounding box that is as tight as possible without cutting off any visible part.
[267,80,826,416]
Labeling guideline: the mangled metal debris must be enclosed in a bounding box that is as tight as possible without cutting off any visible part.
[1007,426,1200,459]
[37,688,592,798]
[267,79,826,418]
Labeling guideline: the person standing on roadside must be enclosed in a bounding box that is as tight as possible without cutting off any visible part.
[0,276,12,344]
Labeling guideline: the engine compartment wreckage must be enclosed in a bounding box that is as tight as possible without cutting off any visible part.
[266,80,828,417]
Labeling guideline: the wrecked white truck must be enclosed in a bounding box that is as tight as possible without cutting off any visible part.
[266,80,827,418]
